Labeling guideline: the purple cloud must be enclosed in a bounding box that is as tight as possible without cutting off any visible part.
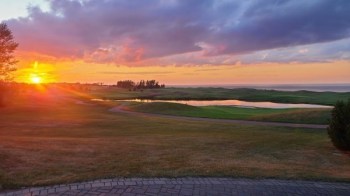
[6,0,350,65]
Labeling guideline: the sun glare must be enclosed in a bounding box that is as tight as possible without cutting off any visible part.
[25,61,50,84]
[30,75,42,84]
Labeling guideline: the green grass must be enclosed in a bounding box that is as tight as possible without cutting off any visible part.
[0,90,350,190]
[90,87,350,105]
[127,102,331,124]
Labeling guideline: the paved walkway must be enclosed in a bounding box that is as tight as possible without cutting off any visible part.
[2,178,350,196]
[110,107,327,129]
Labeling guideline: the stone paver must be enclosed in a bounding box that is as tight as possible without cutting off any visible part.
[1,178,350,196]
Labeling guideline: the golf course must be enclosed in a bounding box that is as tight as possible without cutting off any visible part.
[1,86,350,190]
[1,1,350,194]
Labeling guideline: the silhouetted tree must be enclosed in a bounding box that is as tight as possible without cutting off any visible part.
[0,23,18,107]
[117,80,135,89]
[328,99,350,151]
[116,79,165,90]
[137,80,146,89]
[0,23,18,82]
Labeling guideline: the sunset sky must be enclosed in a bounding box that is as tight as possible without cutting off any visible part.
[1,0,350,85]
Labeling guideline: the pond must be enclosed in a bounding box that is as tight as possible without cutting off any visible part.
[94,99,332,109]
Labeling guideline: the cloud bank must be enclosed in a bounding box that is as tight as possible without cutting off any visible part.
[7,0,350,65]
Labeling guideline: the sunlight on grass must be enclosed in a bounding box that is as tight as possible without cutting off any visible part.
[0,88,349,189]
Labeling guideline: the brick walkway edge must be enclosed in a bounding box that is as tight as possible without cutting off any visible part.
[1,178,350,196]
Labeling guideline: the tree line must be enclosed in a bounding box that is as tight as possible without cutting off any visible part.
[116,80,165,90]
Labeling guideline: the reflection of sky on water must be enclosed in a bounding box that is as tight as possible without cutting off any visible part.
[122,99,332,109]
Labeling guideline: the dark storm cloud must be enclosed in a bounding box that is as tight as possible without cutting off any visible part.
[7,0,350,64]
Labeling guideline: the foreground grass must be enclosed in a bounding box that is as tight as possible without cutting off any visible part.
[126,102,331,124]
[0,92,349,190]
[90,87,350,105]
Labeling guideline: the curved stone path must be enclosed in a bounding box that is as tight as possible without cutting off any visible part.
[1,178,350,196]
[110,107,327,129]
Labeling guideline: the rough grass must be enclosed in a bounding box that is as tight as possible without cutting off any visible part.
[128,102,331,124]
[90,87,350,105]
[0,90,350,190]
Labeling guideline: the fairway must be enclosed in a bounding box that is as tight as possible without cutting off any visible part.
[126,102,331,124]
[90,87,350,106]
[1,92,350,189]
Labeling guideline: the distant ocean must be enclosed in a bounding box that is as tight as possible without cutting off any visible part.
[170,84,350,92]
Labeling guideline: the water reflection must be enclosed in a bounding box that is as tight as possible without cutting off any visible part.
[113,99,332,109]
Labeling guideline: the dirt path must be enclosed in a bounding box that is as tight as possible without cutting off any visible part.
[109,107,327,129]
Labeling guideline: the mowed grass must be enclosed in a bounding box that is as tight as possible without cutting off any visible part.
[0,91,350,190]
[90,87,350,105]
[126,102,331,124]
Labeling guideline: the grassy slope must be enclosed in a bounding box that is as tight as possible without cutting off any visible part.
[127,102,331,124]
[0,90,349,189]
[90,87,350,105]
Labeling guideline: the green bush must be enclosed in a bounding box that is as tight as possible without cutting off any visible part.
[328,99,350,151]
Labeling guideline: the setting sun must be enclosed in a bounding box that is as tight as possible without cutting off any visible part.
[30,75,42,84]
[18,61,54,84]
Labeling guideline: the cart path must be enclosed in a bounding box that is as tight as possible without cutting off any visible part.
[110,107,327,129]
[1,177,350,196]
